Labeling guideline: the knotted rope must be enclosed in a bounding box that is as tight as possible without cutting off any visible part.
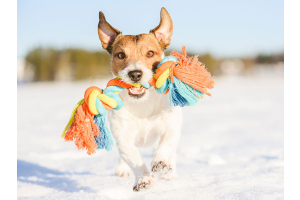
[62,46,215,155]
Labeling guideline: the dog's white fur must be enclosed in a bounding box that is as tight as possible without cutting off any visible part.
[98,7,181,190]
[117,61,153,87]
[108,62,182,186]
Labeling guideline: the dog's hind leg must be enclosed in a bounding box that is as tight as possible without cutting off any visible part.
[115,158,131,177]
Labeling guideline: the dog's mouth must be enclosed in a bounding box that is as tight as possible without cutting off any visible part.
[128,86,147,98]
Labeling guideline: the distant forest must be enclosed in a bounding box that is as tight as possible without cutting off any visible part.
[25,48,112,81]
[24,47,284,82]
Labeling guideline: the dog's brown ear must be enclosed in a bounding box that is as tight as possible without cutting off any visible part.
[98,11,121,54]
[151,7,173,49]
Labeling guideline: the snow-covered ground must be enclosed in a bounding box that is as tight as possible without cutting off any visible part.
[17,72,283,200]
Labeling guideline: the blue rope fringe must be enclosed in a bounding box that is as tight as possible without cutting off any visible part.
[93,114,114,151]
[169,77,204,107]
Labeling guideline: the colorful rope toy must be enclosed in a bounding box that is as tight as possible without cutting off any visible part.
[62,46,215,155]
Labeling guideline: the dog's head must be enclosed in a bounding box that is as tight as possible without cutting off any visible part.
[98,7,173,99]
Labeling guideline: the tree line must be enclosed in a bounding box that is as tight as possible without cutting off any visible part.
[24,47,283,82]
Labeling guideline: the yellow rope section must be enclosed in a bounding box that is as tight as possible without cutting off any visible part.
[88,90,101,115]
[97,93,118,108]
[131,83,142,87]
[156,69,170,89]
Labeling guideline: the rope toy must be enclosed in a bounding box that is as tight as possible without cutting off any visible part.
[62,46,215,155]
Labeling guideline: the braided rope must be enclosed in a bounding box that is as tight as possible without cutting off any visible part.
[62,46,215,154]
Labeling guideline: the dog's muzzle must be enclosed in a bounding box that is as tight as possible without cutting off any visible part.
[128,70,143,82]
[127,70,148,98]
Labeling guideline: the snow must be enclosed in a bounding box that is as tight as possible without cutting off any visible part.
[17,73,283,199]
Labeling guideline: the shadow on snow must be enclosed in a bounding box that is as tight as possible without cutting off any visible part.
[17,160,95,193]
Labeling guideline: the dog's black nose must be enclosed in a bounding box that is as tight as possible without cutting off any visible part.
[128,70,143,82]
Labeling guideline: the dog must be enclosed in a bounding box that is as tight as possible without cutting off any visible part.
[98,7,182,192]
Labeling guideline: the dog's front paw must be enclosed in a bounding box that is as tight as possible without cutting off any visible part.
[151,161,172,174]
[133,175,155,192]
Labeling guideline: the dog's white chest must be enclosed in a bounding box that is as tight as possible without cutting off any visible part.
[133,116,166,147]
[108,87,177,148]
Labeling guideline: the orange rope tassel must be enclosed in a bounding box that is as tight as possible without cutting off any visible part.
[64,103,99,155]
[170,46,215,96]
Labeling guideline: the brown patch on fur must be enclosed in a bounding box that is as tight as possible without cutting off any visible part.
[98,8,173,76]
[106,34,122,54]
[110,34,164,76]
[152,61,161,73]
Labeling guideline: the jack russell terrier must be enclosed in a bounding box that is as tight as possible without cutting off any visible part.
[98,7,182,192]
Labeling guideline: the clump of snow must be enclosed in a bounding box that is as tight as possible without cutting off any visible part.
[17,73,283,199]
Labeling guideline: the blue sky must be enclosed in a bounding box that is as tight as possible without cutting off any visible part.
[17,0,283,59]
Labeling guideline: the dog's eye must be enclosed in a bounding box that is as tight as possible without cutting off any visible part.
[147,51,154,58]
[117,52,125,59]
